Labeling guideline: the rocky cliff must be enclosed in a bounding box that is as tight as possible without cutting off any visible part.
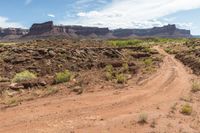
[0,21,192,40]
[0,28,28,40]
[28,21,54,35]
[27,22,191,38]
[27,21,110,37]
[112,24,191,38]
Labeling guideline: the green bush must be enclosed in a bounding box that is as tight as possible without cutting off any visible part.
[12,70,37,83]
[181,104,192,115]
[116,74,126,84]
[55,70,71,84]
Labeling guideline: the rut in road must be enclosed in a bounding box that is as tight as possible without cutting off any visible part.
[0,47,192,133]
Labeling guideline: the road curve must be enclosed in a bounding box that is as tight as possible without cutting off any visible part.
[0,47,192,133]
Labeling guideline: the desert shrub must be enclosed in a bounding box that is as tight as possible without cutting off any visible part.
[165,47,172,53]
[144,58,153,66]
[138,113,148,124]
[181,104,192,115]
[105,71,113,81]
[105,64,114,73]
[191,82,200,93]
[5,98,19,106]
[121,63,129,73]
[116,74,126,84]
[55,70,71,84]
[108,39,143,47]
[12,70,37,83]
[105,65,114,81]
[45,87,58,96]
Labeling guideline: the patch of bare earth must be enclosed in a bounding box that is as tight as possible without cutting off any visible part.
[0,46,199,133]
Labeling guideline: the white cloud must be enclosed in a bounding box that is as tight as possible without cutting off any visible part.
[72,0,200,29]
[25,0,32,5]
[48,14,55,18]
[0,16,25,28]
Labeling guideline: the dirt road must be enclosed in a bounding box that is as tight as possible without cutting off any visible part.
[0,47,194,133]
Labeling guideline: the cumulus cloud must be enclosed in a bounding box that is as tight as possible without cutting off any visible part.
[0,16,25,28]
[74,0,200,29]
[48,14,55,18]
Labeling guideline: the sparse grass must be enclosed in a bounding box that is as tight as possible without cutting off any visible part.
[105,64,114,73]
[12,70,37,83]
[138,113,148,124]
[191,81,200,93]
[144,58,153,66]
[0,42,16,47]
[121,63,129,73]
[108,39,143,47]
[104,64,128,84]
[180,96,192,103]
[105,65,114,81]
[4,98,19,106]
[45,87,58,96]
[181,104,192,115]
[1,87,59,106]
[116,74,127,84]
[55,70,72,84]
[105,71,113,81]
[171,103,178,111]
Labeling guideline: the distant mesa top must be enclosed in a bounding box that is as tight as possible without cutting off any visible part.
[0,21,192,40]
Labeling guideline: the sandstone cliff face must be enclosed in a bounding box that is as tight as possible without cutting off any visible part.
[27,21,110,37]
[0,21,192,40]
[0,28,28,38]
[28,21,54,35]
[112,24,191,38]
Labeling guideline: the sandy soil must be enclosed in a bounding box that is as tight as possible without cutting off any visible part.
[0,47,197,133]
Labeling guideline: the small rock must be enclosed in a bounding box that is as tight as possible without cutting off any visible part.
[38,79,47,86]
[73,86,82,92]
[73,86,83,94]
[9,83,24,90]
[48,50,56,57]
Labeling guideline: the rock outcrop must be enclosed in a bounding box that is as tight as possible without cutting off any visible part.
[0,21,192,40]
[27,21,110,37]
[28,21,54,35]
[0,28,28,40]
[112,24,191,38]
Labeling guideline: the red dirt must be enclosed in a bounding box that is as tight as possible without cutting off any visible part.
[0,47,197,133]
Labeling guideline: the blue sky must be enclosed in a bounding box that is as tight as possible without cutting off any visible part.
[0,0,200,35]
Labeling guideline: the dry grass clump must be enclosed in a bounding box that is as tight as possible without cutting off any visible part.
[12,70,37,83]
[116,74,127,84]
[104,64,127,84]
[191,81,200,93]
[55,70,72,84]
[138,113,148,124]
[181,104,192,115]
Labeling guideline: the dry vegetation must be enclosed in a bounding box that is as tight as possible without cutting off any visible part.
[2,38,200,132]
[0,38,162,106]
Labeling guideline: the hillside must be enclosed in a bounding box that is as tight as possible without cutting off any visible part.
[0,21,192,41]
